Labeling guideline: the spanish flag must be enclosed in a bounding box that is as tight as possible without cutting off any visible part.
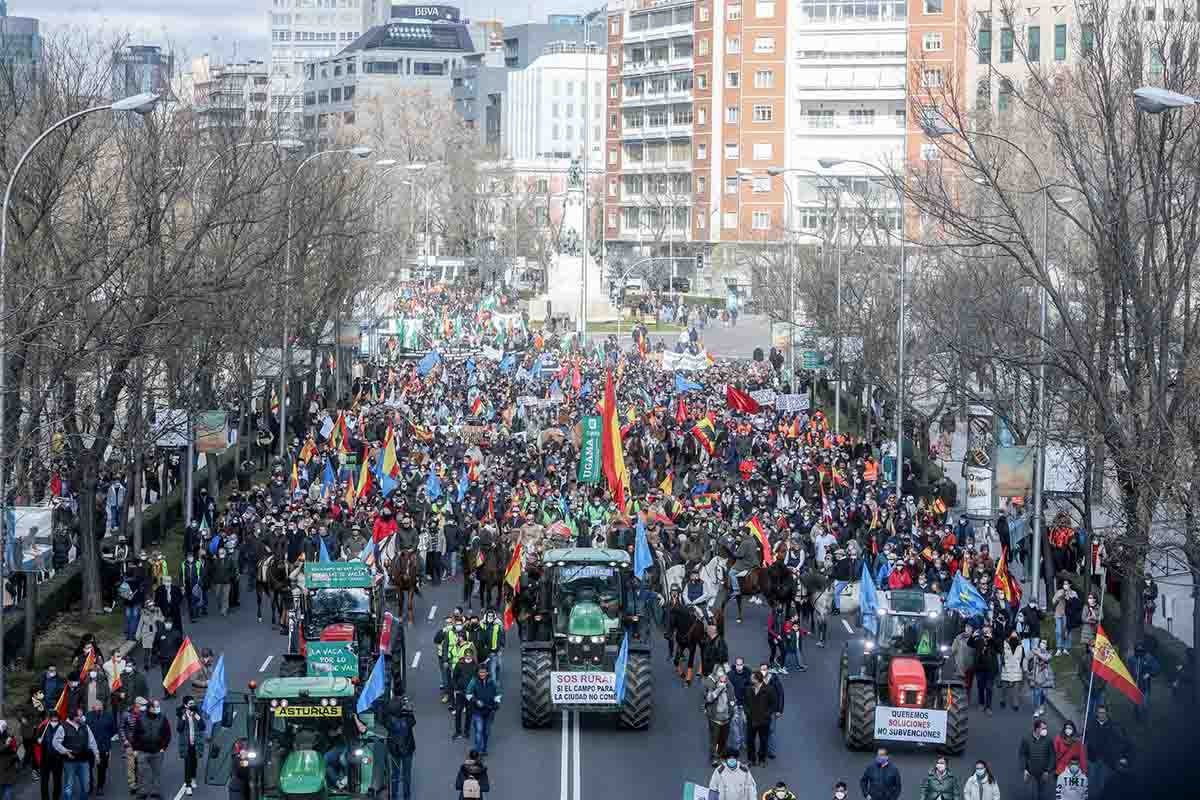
[413,424,434,442]
[747,515,773,565]
[470,395,485,417]
[345,480,355,508]
[504,543,523,593]
[691,418,716,455]
[299,436,316,464]
[163,636,203,694]
[356,454,373,498]
[932,497,947,515]
[381,428,400,478]
[290,462,299,493]
[659,471,673,496]
[600,369,630,513]
[80,647,96,676]
[1091,625,1144,705]
[53,685,69,720]
[993,547,1022,605]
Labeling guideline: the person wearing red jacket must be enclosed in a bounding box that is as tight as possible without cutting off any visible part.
[372,508,398,543]
[887,562,913,590]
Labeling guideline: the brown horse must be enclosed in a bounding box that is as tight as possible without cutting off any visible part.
[721,558,770,624]
[387,549,422,624]
[465,540,507,611]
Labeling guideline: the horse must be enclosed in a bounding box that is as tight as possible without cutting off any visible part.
[464,539,507,611]
[764,554,798,618]
[254,551,277,624]
[798,573,834,646]
[386,549,422,624]
[715,536,771,624]
[665,600,708,686]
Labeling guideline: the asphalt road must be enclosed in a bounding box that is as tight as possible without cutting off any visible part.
[25,574,1054,800]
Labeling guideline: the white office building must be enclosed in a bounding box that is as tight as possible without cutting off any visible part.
[502,42,605,165]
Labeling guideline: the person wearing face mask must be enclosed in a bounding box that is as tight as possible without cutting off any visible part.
[761,781,797,800]
[1079,593,1099,649]
[961,761,998,800]
[450,650,478,742]
[180,555,207,624]
[175,697,206,795]
[82,666,111,715]
[36,713,64,800]
[703,664,734,766]
[708,750,757,800]
[131,701,170,800]
[860,748,902,800]
[918,756,958,800]
[52,707,99,800]
[208,546,235,617]
[1019,718,1055,799]
[972,626,1000,714]
[830,781,850,800]
[0,720,20,800]
[998,629,1025,712]
[1053,720,1086,777]
[152,621,184,700]
[1054,756,1087,800]
[85,700,116,797]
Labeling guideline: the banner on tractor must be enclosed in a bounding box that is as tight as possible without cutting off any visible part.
[873,706,947,744]
[550,671,616,705]
[273,704,344,718]
[305,562,373,589]
[306,642,358,678]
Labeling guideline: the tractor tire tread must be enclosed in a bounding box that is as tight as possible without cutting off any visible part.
[616,653,653,730]
[521,651,553,729]
[844,681,876,750]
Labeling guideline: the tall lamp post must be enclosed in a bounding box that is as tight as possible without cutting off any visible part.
[815,158,905,486]
[278,145,374,463]
[0,91,160,713]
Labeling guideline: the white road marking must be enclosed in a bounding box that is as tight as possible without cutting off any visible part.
[259,656,273,673]
[841,619,855,635]
[171,783,187,800]
[427,604,438,622]
[560,711,570,800]
[572,707,581,800]
[411,651,421,670]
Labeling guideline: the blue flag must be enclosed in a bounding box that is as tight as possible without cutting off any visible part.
[876,559,893,586]
[425,465,443,500]
[356,538,377,564]
[633,519,652,579]
[201,654,226,736]
[614,631,630,704]
[531,355,544,378]
[380,469,398,498]
[674,373,703,393]
[499,354,516,373]
[579,381,592,398]
[322,459,335,495]
[458,468,469,503]
[860,562,879,636]
[356,654,386,713]
[945,574,989,617]
[417,350,440,376]
[319,539,332,563]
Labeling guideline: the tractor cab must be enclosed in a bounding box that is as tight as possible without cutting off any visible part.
[205,677,390,800]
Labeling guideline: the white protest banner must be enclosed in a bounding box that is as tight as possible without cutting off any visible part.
[661,350,712,372]
[550,671,617,705]
[318,416,334,440]
[750,390,776,407]
[873,706,948,745]
[775,394,811,413]
[482,345,504,361]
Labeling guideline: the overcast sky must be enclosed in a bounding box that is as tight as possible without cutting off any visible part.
[19,0,599,69]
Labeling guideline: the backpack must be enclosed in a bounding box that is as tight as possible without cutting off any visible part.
[462,776,481,799]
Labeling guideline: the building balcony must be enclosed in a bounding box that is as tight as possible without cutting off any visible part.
[621,89,693,106]
[617,160,694,173]
[623,23,695,45]
[622,57,694,75]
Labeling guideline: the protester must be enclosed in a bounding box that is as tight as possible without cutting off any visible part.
[84,700,116,797]
[1054,720,1087,776]
[0,721,21,800]
[131,699,171,800]
[1019,719,1055,800]
[860,748,902,800]
[708,751,757,800]
[383,697,416,800]
[703,664,734,765]
[918,755,959,800]
[52,706,99,800]
[175,697,206,795]
[961,760,999,800]
[454,751,489,799]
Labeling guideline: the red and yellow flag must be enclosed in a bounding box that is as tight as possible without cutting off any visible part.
[163,636,203,694]
[993,547,1022,605]
[747,515,773,565]
[693,492,718,509]
[1091,625,1144,705]
[53,685,69,720]
[470,395,485,417]
[691,418,715,455]
[290,462,299,493]
[79,648,96,676]
[355,454,373,498]
[299,436,316,464]
[659,471,673,496]
[109,654,123,693]
[600,369,630,513]
[504,543,523,594]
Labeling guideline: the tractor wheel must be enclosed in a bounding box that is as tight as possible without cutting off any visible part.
[836,663,848,729]
[939,686,969,756]
[520,651,553,729]
[616,653,653,730]
[278,658,305,678]
[842,680,876,751]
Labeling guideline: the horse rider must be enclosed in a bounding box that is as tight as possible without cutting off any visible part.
[679,532,705,570]
[685,570,712,609]
[728,532,761,603]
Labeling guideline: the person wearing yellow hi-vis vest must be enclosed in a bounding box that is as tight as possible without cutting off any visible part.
[474,610,506,690]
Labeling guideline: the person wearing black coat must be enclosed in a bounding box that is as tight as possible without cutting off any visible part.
[860,748,902,800]
[85,701,117,795]
[454,751,490,799]
[154,581,185,631]
[153,623,184,699]
[972,625,1001,712]
[0,721,22,796]
[1018,718,1055,800]
[757,662,785,759]
[743,672,776,767]
[700,626,729,678]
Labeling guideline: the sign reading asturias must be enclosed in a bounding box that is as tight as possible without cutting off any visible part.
[273,704,344,718]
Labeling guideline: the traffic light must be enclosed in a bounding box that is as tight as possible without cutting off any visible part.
[695,252,704,270]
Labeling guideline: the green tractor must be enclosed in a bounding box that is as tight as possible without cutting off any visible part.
[520,548,653,730]
[838,589,968,755]
[281,562,405,695]
[204,677,392,800]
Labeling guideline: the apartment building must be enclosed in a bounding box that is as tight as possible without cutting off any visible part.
[969,2,1086,114]
[179,56,273,132]
[502,42,605,162]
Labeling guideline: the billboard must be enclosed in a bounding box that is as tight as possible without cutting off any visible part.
[1044,446,1086,494]
[994,446,1037,497]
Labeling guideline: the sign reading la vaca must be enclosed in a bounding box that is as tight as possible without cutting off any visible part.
[550,671,617,705]
[873,706,948,744]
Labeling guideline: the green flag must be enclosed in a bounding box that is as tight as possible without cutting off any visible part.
[578,416,603,484]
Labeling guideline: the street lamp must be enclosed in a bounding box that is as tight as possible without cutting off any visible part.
[1133,86,1200,114]
[279,145,373,462]
[0,91,160,713]
[816,158,905,488]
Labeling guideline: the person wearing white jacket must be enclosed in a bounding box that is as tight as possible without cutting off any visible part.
[999,631,1026,711]
[1055,756,1088,800]
[708,751,758,800]
[962,760,1001,800]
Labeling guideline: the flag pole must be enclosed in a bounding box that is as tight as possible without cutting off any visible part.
[1082,659,1096,742]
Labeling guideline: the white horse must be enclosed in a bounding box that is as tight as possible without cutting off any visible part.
[663,557,723,612]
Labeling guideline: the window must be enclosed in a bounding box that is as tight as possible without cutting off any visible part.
[726,105,739,123]
[726,37,741,54]
[609,112,618,129]
[975,79,990,110]
[552,124,560,139]
[998,79,1012,112]
[807,109,834,128]
[1150,49,1164,77]
[751,211,770,230]
[753,37,775,53]
[330,87,341,102]
[698,177,707,194]
[699,38,710,56]
[924,0,943,12]
[1081,24,1094,55]
[698,107,707,125]
[725,177,738,194]
[608,147,617,165]
[1028,26,1041,62]
[922,68,944,88]
[698,143,708,160]
[610,18,619,34]
[610,52,619,66]
[923,32,943,51]
[1144,5,1155,20]
[752,142,773,160]
[697,212,706,230]
[565,125,574,140]
[920,143,940,161]
[978,29,991,63]
[673,107,693,125]
[698,73,708,89]
[1054,24,1067,61]
[849,108,875,126]
[552,102,560,118]
[726,71,740,88]
[724,142,739,159]
[723,212,737,229]
[752,104,773,122]
[700,5,710,22]
[1000,28,1013,62]
[753,69,774,88]
[608,213,617,230]
[608,179,617,197]
[609,82,618,98]
[752,175,770,192]
[566,103,575,117]
[727,4,741,19]
[756,0,775,17]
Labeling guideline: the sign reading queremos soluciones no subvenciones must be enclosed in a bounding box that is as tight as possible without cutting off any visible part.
[872,706,948,744]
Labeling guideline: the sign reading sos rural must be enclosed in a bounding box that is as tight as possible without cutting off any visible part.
[550,671,617,705]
